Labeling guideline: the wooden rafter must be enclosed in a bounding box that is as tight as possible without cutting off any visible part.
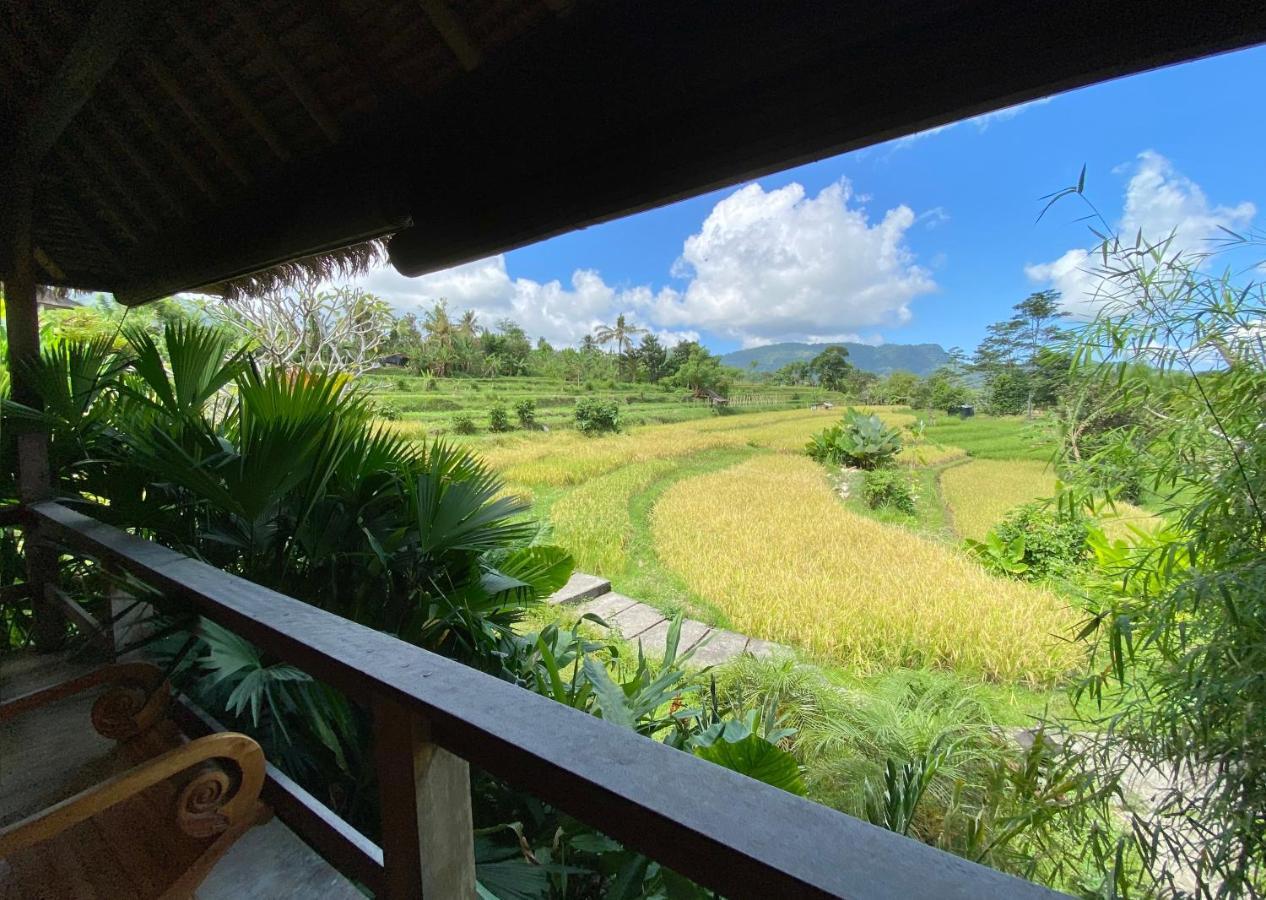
[224,0,342,142]
[32,247,67,282]
[165,9,291,162]
[142,52,251,185]
[89,109,185,220]
[313,0,408,103]
[47,189,127,275]
[52,150,140,246]
[114,78,218,202]
[16,0,154,165]
[417,0,482,71]
[66,137,159,235]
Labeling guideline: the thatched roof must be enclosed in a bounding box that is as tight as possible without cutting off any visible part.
[2,1,1265,306]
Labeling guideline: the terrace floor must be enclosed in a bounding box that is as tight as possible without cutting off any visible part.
[0,651,362,899]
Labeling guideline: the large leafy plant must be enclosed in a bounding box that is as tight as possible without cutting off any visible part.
[806,408,903,469]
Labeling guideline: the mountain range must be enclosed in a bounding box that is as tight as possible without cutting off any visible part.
[720,342,950,377]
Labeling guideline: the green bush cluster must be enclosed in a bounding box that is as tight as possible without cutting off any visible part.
[862,469,917,515]
[574,398,621,435]
[806,408,902,469]
[514,398,537,429]
[488,404,512,432]
[968,501,1089,581]
[451,413,477,434]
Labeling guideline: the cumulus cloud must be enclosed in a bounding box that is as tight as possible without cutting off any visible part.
[363,179,934,347]
[362,256,691,347]
[1026,151,1257,317]
[651,180,934,344]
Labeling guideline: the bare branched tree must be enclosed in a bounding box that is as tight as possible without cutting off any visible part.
[209,285,394,375]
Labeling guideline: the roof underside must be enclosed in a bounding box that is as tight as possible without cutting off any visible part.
[2,0,1265,306]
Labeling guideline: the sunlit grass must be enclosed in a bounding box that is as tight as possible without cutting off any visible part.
[897,442,969,466]
[940,459,1057,540]
[549,460,676,575]
[652,455,1079,684]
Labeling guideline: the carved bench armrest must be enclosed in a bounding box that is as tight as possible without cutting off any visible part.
[0,661,170,739]
[0,732,266,857]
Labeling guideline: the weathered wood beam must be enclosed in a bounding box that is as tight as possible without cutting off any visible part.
[417,0,482,71]
[32,247,67,282]
[224,0,342,142]
[373,698,476,900]
[114,78,218,201]
[15,0,152,164]
[142,52,251,184]
[165,10,290,162]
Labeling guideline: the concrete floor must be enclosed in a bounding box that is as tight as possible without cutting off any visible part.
[1,651,363,899]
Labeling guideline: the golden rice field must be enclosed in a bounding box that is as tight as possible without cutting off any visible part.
[939,458,1163,541]
[479,408,844,485]
[939,459,1057,540]
[549,460,675,574]
[652,455,1080,684]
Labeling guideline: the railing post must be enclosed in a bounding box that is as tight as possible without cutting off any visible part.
[373,695,476,899]
[3,159,64,651]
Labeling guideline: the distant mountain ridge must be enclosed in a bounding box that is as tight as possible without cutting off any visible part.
[721,341,950,376]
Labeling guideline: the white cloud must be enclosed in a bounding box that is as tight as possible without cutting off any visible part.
[362,256,675,347]
[1120,150,1255,253]
[1027,151,1257,317]
[363,179,935,347]
[650,180,935,344]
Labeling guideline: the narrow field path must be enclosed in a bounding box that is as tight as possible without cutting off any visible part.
[546,572,787,666]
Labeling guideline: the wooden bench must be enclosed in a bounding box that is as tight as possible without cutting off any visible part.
[0,662,268,899]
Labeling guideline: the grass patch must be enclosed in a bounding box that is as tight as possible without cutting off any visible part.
[919,414,1056,461]
[651,454,1079,684]
[940,458,1057,541]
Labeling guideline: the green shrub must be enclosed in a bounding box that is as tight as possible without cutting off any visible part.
[514,399,537,429]
[451,413,477,435]
[424,376,438,391]
[575,398,621,435]
[862,469,917,515]
[395,377,409,392]
[488,404,512,432]
[806,408,902,469]
[972,501,1089,581]
[377,401,402,421]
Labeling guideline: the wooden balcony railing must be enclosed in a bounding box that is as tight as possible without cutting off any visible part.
[16,500,1067,899]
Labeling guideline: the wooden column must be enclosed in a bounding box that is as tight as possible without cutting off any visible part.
[373,696,476,899]
[4,167,64,651]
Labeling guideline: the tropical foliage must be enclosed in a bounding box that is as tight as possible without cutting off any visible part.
[806,407,904,469]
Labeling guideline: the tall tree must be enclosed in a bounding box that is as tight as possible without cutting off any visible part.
[634,333,669,383]
[593,314,647,377]
[808,345,853,391]
[973,290,1066,416]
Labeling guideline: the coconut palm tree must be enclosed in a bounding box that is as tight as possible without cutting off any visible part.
[423,300,453,347]
[456,309,479,339]
[594,314,647,380]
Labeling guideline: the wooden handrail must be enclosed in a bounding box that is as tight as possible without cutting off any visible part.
[23,501,1067,899]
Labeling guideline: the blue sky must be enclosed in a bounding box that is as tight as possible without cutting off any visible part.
[365,44,1266,355]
